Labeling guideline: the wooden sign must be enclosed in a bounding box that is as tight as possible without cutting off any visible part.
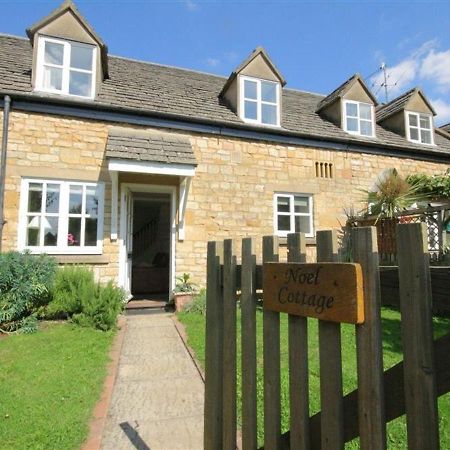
[263,263,364,324]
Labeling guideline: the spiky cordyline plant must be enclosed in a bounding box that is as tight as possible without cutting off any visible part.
[364,168,427,221]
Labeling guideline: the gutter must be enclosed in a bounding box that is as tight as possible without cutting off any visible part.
[0,94,11,251]
[1,91,450,163]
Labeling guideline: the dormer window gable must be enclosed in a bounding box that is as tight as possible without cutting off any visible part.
[26,0,108,100]
[376,88,436,146]
[220,47,286,128]
[317,74,378,138]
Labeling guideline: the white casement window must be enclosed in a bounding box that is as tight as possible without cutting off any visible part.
[240,76,280,126]
[274,193,314,237]
[343,100,375,137]
[406,112,434,145]
[18,179,104,254]
[36,36,96,99]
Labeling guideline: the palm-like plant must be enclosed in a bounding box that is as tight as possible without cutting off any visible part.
[364,168,426,221]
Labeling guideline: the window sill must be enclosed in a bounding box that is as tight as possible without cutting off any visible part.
[53,254,110,264]
[278,236,316,246]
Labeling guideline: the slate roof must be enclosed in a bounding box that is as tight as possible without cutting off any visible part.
[106,127,196,165]
[315,73,378,113]
[441,123,450,133]
[376,88,436,122]
[1,34,450,159]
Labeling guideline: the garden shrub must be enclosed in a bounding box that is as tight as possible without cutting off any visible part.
[44,266,95,319]
[183,288,206,314]
[0,252,57,333]
[44,266,125,331]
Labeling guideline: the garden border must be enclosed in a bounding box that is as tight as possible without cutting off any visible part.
[81,314,127,450]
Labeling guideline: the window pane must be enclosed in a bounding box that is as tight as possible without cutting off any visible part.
[262,104,277,125]
[44,41,64,65]
[295,216,311,235]
[43,217,58,246]
[244,100,257,120]
[421,130,432,144]
[359,103,372,120]
[45,184,60,213]
[85,218,98,246]
[360,120,373,136]
[28,183,43,213]
[244,80,257,100]
[410,127,419,141]
[420,115,431,130]
[68,218,81,246]
[277,215,291,231]
[277,196,290,213]
[43,66,63,91]
[70,45,93,71]
[346,117,358,132]
[85,187,99,216]
[346,103,358,117]
[27,216,40,246]
[69,71,92,97]
[294,196,309,213]
[69,185,83,214]
[409,114,418,127]
[261,81,276,103]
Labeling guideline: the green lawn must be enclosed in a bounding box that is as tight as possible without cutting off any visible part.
[178,307,450,448]
[0,322,114,450]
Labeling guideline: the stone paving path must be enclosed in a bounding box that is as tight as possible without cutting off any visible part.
[100,312,204,450]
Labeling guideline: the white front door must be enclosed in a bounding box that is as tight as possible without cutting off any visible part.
[119,187,134,298]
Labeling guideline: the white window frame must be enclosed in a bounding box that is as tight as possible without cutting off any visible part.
[342,100,375,138]
[405,111,435,145]
[35,35,97,99]
[239,75,281,127]
[273,193,314,238]
[18,178,105,254]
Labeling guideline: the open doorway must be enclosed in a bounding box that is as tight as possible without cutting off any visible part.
[131,193,171,300]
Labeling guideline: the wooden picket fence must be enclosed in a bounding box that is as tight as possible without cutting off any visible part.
[203,223,450,450]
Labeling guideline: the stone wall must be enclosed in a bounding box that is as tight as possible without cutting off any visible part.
[1,110,448,288]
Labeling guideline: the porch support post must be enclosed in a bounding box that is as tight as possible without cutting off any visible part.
[110,170,118,240]
[178,176,191,241]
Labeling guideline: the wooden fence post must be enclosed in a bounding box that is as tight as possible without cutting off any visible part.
[397,223,440,449]
[223,239,237,450]
[316,230,344,450]
[286,232,310,450]
[351,227,386,450]
[204,241,224,450]
[241,238,258,450]
[262,236,281,450]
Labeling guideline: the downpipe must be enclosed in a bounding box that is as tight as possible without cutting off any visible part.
[0,95,11,251]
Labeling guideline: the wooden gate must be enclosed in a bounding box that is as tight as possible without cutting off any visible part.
[203,223,450,450]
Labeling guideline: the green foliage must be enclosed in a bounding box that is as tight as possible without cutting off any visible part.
[174,272,198,293]
[72,281,125,331]
[0,252,57,333]
[363,168,426,220]
[44,266,95,319]
[406,171,450,199]
[43,266,125,331]
[183,288,206,314]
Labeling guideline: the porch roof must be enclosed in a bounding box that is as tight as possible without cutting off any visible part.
[105,127,197,166]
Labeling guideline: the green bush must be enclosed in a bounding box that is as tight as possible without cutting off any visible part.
[44,266,125,331]
[183,288,206,314]
[72,281,125,331]
[0,252,57,333]
[44,266,95,319]
[406,172,450,199]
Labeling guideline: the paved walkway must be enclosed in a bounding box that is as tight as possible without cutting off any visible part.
[100,313,204,450]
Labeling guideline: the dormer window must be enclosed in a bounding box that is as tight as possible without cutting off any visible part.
[406,112,434,145]
[36,36,96,99]
[343,100,374,137]
[240,76,280,126]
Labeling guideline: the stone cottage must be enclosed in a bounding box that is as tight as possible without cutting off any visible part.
[0,1,449,299]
